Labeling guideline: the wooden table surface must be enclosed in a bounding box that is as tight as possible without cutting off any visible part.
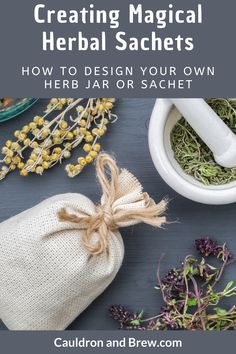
[0,98,236,330]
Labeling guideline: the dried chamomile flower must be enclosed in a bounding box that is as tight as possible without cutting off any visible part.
[0,98,117,181]
[45,98,74,113]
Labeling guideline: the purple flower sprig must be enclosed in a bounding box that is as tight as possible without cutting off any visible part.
[109,238,236,331]
[195,237,232,261]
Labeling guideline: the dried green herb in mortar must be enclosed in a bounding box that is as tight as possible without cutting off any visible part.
[109,238,236,330]
[170,99,236,185]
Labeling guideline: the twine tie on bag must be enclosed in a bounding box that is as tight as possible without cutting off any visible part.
[58,154,167,255]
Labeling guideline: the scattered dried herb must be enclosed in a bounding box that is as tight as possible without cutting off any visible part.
[0,98,117,179]
[170,99,236,185]
[109,238,236,330]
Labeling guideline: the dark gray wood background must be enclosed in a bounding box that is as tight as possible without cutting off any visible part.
[0,99,235,330]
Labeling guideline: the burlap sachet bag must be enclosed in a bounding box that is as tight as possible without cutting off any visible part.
[0,154,167,330]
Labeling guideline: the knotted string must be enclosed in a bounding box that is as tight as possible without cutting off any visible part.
[58,154,167,255]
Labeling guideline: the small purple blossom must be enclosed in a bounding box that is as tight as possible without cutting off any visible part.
[195,238,232,260]
[162,268,185,292]
[195,238,217,256]
[109,305,134,327]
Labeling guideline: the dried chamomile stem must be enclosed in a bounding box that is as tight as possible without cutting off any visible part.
[66,98,116,177]
[0,98,116,180]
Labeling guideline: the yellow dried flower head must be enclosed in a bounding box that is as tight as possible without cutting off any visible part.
[0,98,116,180]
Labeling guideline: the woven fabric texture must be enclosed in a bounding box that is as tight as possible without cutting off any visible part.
[0,169,150,330]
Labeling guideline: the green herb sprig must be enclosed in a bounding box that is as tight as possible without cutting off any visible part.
[170,99,236,185]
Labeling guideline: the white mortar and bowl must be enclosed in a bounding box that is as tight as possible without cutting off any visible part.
[149,99,236,205]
